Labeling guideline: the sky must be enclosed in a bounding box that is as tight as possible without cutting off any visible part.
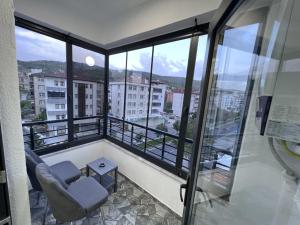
[15,25,208,80]
[16,23,259,86]
[109,35,208,80]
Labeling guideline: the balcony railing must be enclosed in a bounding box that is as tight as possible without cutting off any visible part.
[107,116,232,178]
[107,116,193,175]
[22,116,104,154]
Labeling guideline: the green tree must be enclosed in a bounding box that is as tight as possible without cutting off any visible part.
[164,102,173,113]
[173,120,180,133]
[33,110,47,121]
[156,123,168,132]
[135,132,144,142]
[20,100,32,117]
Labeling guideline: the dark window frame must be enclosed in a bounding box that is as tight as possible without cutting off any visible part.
[16,17,107,155]
[107,34,207,178]
[16,16,209,178]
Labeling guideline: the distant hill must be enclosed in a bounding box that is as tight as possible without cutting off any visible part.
[17,60,105,82]
[109,69,202,91]
[17,60,201,91]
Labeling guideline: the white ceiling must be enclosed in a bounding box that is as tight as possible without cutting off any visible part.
[13,0,221,49]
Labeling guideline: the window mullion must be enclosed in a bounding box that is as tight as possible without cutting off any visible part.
[175,36,199,175]
[66,42,74,143]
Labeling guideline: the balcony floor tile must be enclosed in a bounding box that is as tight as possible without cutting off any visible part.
[29,173,181,225]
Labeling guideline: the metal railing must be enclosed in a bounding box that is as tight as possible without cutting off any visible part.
[107,116,232,174]
[22,116,104,152]
[108,116,193,172]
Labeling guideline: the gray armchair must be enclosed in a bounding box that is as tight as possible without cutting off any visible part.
[25,148,81,188]
[36,163,108,224]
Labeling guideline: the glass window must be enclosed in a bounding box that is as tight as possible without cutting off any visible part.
[124,47,152,149]
[16,26,68,149]
[190,0,299,224]
[72,45,105,140]
[146,38,191,164]
[108,53,127,141]
[183,35,208,170]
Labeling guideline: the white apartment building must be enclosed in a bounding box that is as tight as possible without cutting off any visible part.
[31,73,104,137]
[172,92,200,117]
[109,80,167,122]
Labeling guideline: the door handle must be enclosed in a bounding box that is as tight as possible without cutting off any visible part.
[180,183,187,203]
[180,175,213,208]
[180,175,190,206]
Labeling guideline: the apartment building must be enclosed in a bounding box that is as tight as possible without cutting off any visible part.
[26,72,104,136]
[109,80,167,121]
[172,91,200,117]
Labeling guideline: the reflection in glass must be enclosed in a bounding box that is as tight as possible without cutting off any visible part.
[190,0,300,225]
[108,53,127,141]
[146,39,191,165]
[183,35,208,170]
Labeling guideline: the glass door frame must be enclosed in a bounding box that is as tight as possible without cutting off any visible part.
[181,0,248,224]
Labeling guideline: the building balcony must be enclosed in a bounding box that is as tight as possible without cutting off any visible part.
[23,117,185,224]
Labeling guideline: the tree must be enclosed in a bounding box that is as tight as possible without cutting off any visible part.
[33,110,47,121]
[156,123,168,132]
[164,102,173,113]
[173,120,180,133]
[135,132,144,142]
[20,100,32,117]
[155,123,168,137]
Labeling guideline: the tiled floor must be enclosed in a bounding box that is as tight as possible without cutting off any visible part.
[29,173,182,225]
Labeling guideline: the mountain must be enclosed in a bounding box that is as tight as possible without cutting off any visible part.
[17,60,201,91]
[17,60,105,82]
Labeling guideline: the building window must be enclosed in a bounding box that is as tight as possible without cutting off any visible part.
[60,81,64,86]
[90,84,93,89]
[140,95,144,99]
[61,115,65,119]
[90,95,93,99]
[56,115,60,120]
[85,84,88,88]
[55,104,59,109]
[61,104,65,109]
[90,105,93,109]
[55,80,59,86]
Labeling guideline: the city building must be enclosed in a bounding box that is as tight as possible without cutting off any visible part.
[172,91,200,117]
[109,77,167,121]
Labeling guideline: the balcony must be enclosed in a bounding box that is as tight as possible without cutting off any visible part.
[23,118,185,224]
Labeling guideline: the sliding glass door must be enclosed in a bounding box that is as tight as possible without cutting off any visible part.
[183,0,300,224]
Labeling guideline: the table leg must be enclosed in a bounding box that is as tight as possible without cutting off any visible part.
[114,168,118,192]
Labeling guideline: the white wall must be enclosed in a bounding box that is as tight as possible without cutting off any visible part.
[42,139,185,216]
[0,1,31,224]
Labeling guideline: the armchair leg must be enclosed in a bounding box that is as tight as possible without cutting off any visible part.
[42,199,48,225]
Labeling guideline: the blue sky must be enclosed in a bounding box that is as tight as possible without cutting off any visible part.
[15,26,207,81]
